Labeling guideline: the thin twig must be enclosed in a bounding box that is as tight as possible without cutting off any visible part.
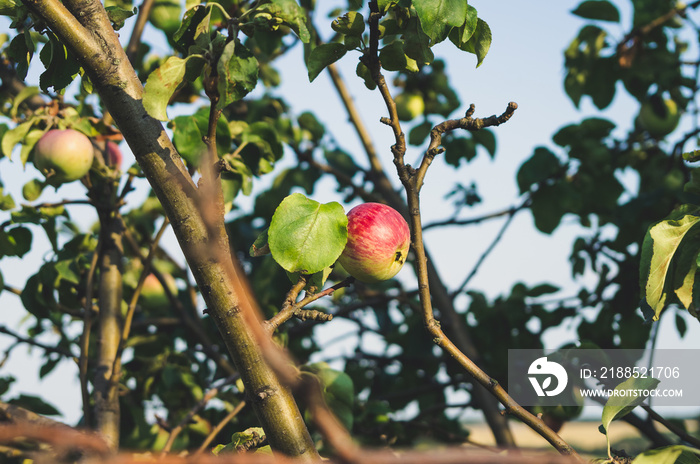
[194,400,247,455]
[0,326,73,357]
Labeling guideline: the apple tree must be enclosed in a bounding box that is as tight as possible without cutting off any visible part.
[0,0,699,463]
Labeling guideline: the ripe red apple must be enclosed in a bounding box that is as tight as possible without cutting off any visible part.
[33,129,94,185]
[106,141,123,168]
[338,203,410,283]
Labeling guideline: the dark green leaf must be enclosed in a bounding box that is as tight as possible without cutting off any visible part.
[571,1,620,22]
[39,32,81,93]
[298,112,325,142]
[106,6,137,30]
[408,121,432,146]
[173,5,211,52]
[332,11,365,36]
[516,147,562,194]
[171,115,204,166]
[379,40,418,72]
[356,61,376,90]
[462,18,492,67]
[217,40,259,109]
[403,16,434,66]
[473,129,496,158]
[676,312,688,338]
[250,228,270,257]
[413,0,468,44]
[307,43,346,82]
[268,193,348,274]
[10,394,61,416]
[256,0,310,43]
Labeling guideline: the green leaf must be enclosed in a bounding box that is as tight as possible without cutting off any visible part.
[571,0,620,22]
[144,55,201,121]
[22,179,44,201]
[601,376,661,457]
[257,0,310,43]
[332,11,365,36]
[601,376,660,434]
[473,129,496,158]
[217,40,259,109]
[173,5,211,52]
[149,0,182,34]
[250,228,270,257]
[298,112,325,142]
[356,61,376,90]
[403,16,434,66]
[268,193,348,274]
[39,32,81,93]
[379,40,419,72]
[640,211,700,320]
[462,18,492,67]
[408,121,432,146]
[106,6,137,30]
[171,115,204,166]
[307,43,346,82]
[10,394,61,416]
[2,119,34,159]
[632,446,700,464]
[0,0,19,16]
[516,147,562,194]
[413,0,468,44]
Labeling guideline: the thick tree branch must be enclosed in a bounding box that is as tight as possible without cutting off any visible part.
[19,0,318,459]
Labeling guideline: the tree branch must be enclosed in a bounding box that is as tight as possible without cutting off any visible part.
[19,0,318,458]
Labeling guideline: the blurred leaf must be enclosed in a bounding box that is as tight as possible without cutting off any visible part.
[268,193,347,274]
[22,178,44,201]
[10,394,60,415]
[149,0,181,34]
[571,1,620,22]
[516,147,562,194]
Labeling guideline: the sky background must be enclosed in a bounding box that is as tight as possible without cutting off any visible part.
[1,0,699,427]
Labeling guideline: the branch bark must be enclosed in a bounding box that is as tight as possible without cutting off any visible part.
[18,0,318,459]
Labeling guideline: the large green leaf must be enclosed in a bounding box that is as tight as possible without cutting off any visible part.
[307,43,346,82]
[256,0,310,43]
[632,446,700,464]
[413,0,468,44]
[143,56,190,121]
[268,193,347,274]
[216,40,259,109]
[143,55,201,121]
[640,209,700,320]
[601,376,661,458]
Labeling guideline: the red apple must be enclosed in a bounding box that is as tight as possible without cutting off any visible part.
[106,141,123,168]
[338,203,410,283]
[33,129,94,185]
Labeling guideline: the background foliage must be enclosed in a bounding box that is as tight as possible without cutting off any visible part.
[0,0,700,462]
